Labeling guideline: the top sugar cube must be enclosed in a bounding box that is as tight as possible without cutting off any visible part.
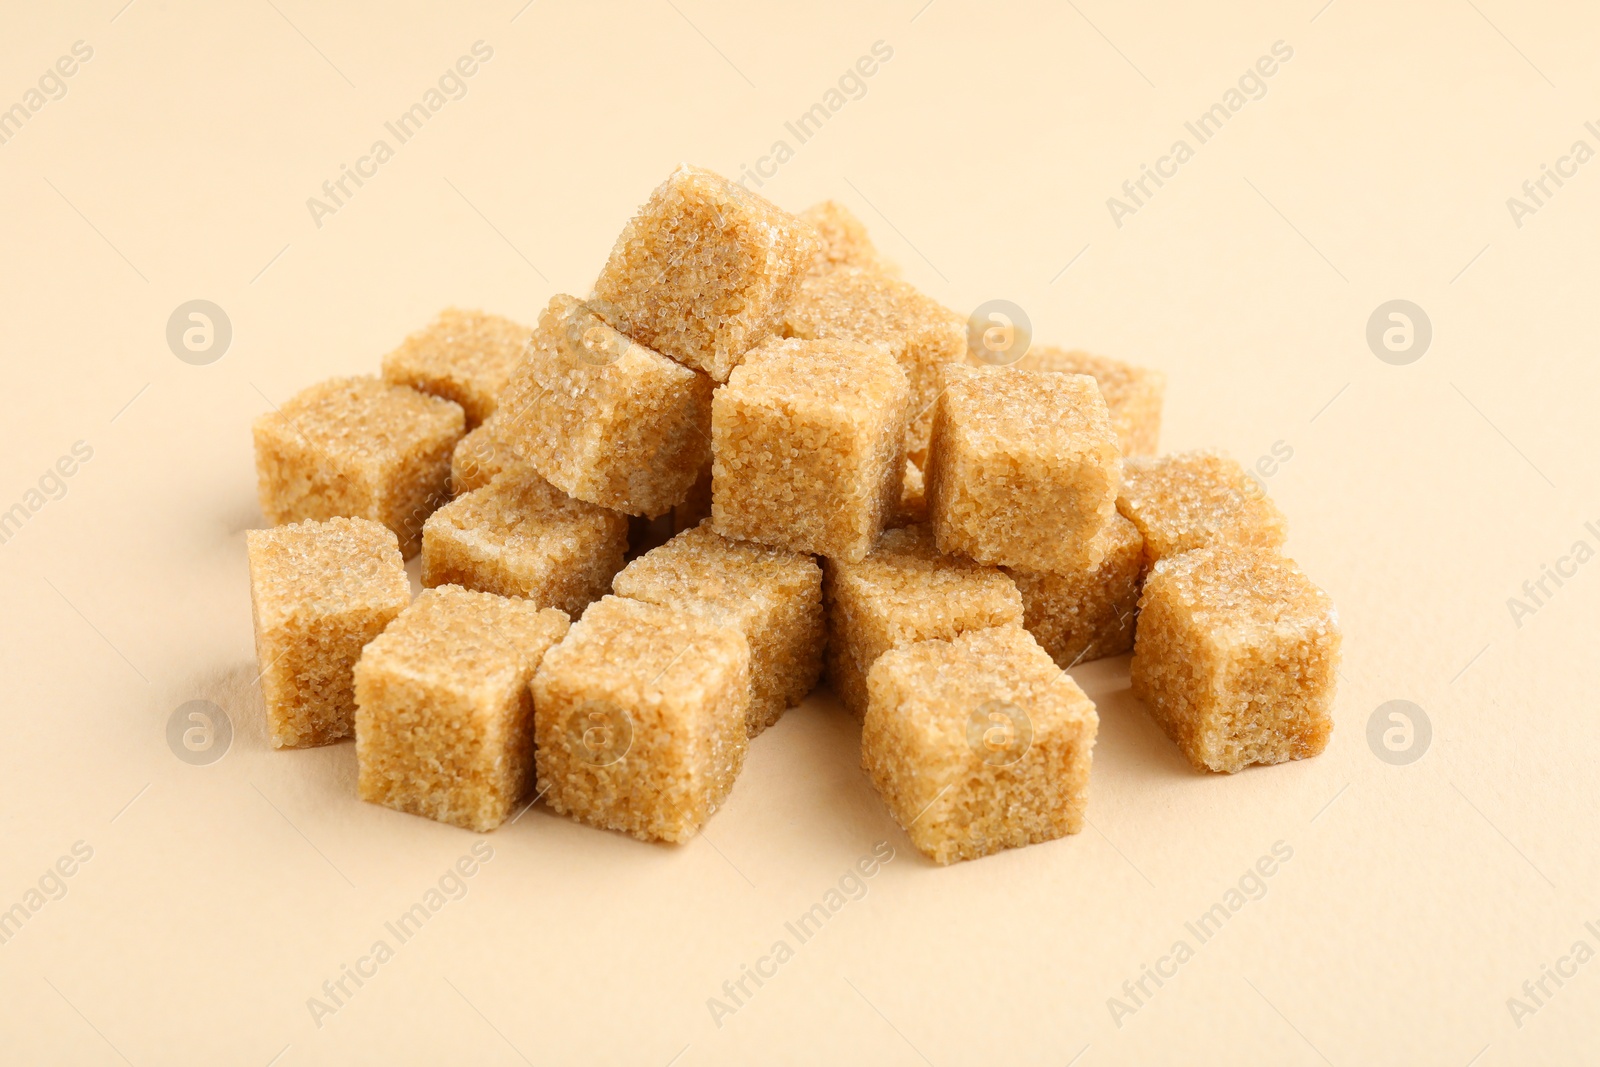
[926,365,1121,571]
[382,308,530,429]
[591,165,820,382]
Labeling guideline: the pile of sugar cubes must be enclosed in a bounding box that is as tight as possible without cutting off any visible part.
[246,165,1340,865]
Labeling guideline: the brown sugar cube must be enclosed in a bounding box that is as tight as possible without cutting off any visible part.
[783,265,965,465]
[246,517,410,748]
[591,165,820,382]
[421,467,627,617]
[1131,545,1338,773]
[532,596,750,842]
[862,625,1098,865]
[354,586,569,831]
[800,200,899,277]
[613,522,824,735]
[1012,346,1166,457]
[926,365,1121,571]
[1117,449,1288,565]
[450,412,534,497]
[711,337,908,563]
[825,524,1023,716]
[893,459,927,526]
[497,294,714,517]
[252,376,464,558]
[1004,513,1145,670]
[381,308,530,430]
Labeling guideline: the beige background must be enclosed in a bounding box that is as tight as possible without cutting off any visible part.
[2,0,1597,1063]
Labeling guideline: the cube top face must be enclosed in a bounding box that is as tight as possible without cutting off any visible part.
[727,337,907,419]
[429,467,623,556]
[539,595,749,709]
[870,625,1097,747]
[591,164,820,382]
[783,266,960,357]
[1117,449,1288,561]
[1144,545,1336,654]
[1016,347,1162,408]
[1014,346,1165,456]
[357,585,569,701]
[800,200,898,277]
[940,365,1119,463]
[422,468,628,613]
[255,376,464,472]
[497,294,713,517]
[612,522,819,633]
[381,307,531,429]
[532,293,671,369]
[512,293,697,397]
[245,517,409,631]
[829,524,1023,655]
